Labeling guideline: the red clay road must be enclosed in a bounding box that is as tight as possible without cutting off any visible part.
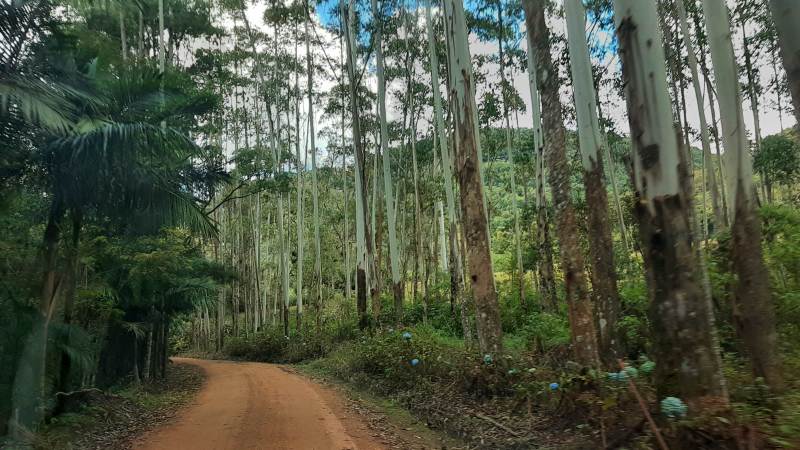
[136,358,387,450]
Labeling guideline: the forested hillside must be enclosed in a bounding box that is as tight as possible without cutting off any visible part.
[2,0,800,448]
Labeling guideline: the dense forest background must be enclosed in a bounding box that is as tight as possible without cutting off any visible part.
[2,0,800,447]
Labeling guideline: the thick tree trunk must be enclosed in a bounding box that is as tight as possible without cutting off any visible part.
[704,0,783,391]
[769,0,800,128]
[564,0,621,366]
[615,0,728,409]
[443,0,503,356]
[524,0,598,366]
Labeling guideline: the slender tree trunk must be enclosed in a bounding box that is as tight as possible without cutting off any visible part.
[741,26,763,149]
[138,8,144,57]
[497,6,525,310]
[425,2,465,326]
[564,0,621,366]
[344,0,372,329]
[405,11,423,315]
[120,9,127,61]
[524,0,598,366]
[615,0,727,409]
[525,31,558,312]
[305,5,322,328]
[340,34,352,303]
[675,0,724,234]
[691,3,731,226]
[373,0,403,322]
[294,26,305,331]
[704,0,783,392]
[706,79,730,225]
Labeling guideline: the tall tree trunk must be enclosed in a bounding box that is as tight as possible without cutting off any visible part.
[614,0,727,409]
[425,2,465,325]
[769,0,800,128]
[373,0,403,322]
[340,33,352,303]
[294,26,305,331]
[524,0,598,366]
[691,3,731,226]
[675,0,724,234]
[497,6,525,310]
[406,11,423,315]
[138,8,144,57]
[564,0,621,366]
[525,32,558,312]
[706,79,730,225]
[443,0,503,356]
[120,8,127,61]
[704,0,783,391]
[305,4,322,327]
[344,0,372,329]
[58,210,82,394]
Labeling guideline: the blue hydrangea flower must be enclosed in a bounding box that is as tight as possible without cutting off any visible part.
[549,382,559,391]
[607,371,628,382]
[402,331,412,340]
[410,358,420,367]
[660,397,688,419]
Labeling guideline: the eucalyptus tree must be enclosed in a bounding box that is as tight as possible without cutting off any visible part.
[564,0,621,366]
[240,1,293,336]
[304,0,322,321]
[614,0,727,408]
[736,2,767,198]
[497,1,525,308]
[524,28,557,311]
[674,0,725,234]
[443,0,503,355]
[704,0,783,391]
[342,0,376,328]
[372,0,403,319]
[523,0,598,366]
[424,0,465,318]
[769,0,800,128]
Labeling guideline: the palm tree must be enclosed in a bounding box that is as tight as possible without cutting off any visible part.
[10,62,222,435]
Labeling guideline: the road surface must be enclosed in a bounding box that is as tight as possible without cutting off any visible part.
[136,358,387,450]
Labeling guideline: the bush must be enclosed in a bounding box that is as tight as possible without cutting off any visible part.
[516,311,570,354]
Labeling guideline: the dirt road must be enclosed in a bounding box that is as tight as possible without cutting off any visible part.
[136,358,387,450]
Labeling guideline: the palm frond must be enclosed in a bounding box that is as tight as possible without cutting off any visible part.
[0,75,75,133]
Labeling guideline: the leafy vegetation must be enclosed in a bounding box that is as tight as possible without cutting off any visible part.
[2,0,800,448]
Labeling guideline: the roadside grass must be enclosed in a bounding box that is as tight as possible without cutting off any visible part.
[31,361,204,450]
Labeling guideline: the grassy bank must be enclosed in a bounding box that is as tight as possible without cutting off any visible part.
[22,362,204,450]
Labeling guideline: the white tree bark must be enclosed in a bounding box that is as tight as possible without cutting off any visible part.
[675,0,724,232]
[305,9,322,315]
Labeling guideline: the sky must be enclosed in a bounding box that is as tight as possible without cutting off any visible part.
[238,0,795,168]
